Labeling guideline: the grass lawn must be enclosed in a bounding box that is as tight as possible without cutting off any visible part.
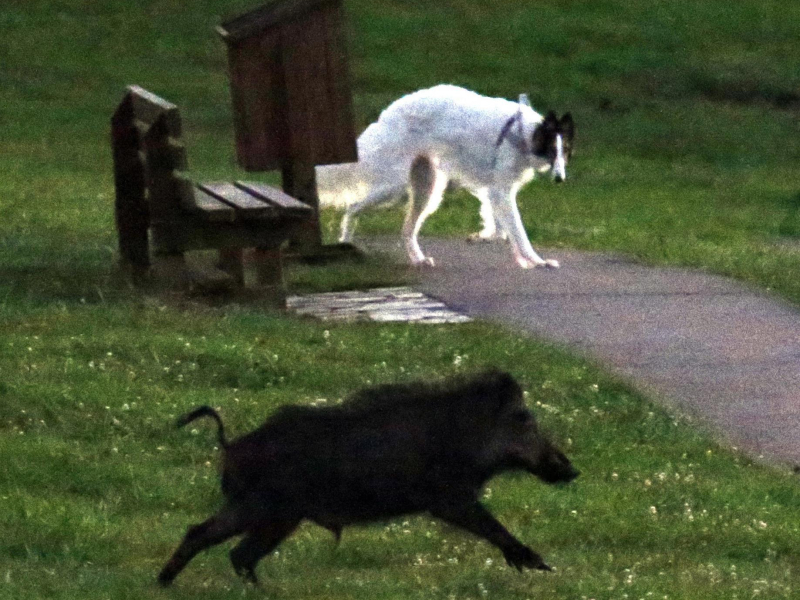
[3,309,799,599]
[1,1,799,599]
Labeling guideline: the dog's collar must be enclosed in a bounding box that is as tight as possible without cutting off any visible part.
[493,113,529,167]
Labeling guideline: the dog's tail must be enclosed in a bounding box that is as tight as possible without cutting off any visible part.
[315,162,367,209]
[176,406,228,449]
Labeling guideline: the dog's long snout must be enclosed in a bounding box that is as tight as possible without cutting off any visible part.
[552,133,567,183]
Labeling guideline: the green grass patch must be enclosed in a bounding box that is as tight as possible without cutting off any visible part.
[2,304,799,599]
[2,0,800,304]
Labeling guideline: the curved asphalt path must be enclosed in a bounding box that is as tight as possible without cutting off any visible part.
[370,237,800,467]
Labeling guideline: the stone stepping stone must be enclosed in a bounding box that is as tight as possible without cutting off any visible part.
[286,287,472,323]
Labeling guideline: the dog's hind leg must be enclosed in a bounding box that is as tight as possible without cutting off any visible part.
[339,211,357,243]
[404,155,447,266]
[339,185,403,243]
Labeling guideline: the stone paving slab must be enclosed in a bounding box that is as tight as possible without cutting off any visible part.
[367,237,800,466]
[286,287,472,324]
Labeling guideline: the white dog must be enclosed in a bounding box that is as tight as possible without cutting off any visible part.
[316,85,574,268]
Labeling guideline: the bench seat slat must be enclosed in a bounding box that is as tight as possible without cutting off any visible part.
[235,181,312,213]
[183,187,237,222]
[198,182,277,218]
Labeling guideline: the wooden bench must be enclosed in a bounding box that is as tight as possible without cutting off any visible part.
[110,85,313,304]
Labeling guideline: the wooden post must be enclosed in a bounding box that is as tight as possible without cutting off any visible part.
[281,161,321,250]
[218,0,358,256]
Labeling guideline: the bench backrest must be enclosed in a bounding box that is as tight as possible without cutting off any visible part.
[111,86,314,268]
[111,86,198,265]
[112,85,196,217]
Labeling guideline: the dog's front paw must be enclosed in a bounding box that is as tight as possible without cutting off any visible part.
[467,233,490,244]
[468,231,509,244]
[467,232,500,244]
[515,256,560,269]
[411,256,436,268]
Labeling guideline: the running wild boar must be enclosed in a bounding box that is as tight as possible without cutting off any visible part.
[158,369,578,586]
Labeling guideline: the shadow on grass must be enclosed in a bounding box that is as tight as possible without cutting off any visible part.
[0,238,123,308]
[778,193,800,238]
[0,240,413,312]
[689,74,800,110]
[634,67,800,112]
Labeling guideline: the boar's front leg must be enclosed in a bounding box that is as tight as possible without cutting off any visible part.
[229,519,300,584]
[430,501,552,572]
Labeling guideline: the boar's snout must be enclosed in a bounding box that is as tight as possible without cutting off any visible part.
[495,403,579,485]
[534,446,579,484]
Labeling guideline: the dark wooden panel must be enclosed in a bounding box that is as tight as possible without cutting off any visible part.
[320,2,358,164]
[228,35,289,171]
[235,181,312,212]
[221,0,357,168]
[218,0,339,43]
[281,9,331,164]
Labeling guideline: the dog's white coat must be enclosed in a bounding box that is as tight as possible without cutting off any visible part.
[317,85,565,268]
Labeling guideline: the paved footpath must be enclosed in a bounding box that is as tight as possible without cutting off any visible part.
[370,238,800,467]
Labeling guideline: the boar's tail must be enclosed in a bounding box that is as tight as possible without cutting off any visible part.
[176,406,228,449]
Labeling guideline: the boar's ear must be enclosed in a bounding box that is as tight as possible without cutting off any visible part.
[480,369,523,415]
[492,370,520,395]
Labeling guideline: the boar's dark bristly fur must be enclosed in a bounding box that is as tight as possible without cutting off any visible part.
[158,369,578,586]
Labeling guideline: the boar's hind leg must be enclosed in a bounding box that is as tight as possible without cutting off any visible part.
[229,518,300,584]
[158,506,247,586]
[430,502,552,572]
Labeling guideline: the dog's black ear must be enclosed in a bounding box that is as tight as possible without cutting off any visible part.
[532,112,557,156]
[559,113,575,140]
[531,123,547,156]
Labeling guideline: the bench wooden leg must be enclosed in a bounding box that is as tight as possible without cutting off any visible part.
[253,246,286,308]
[153,252,191,290]
[218,248,245,288]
